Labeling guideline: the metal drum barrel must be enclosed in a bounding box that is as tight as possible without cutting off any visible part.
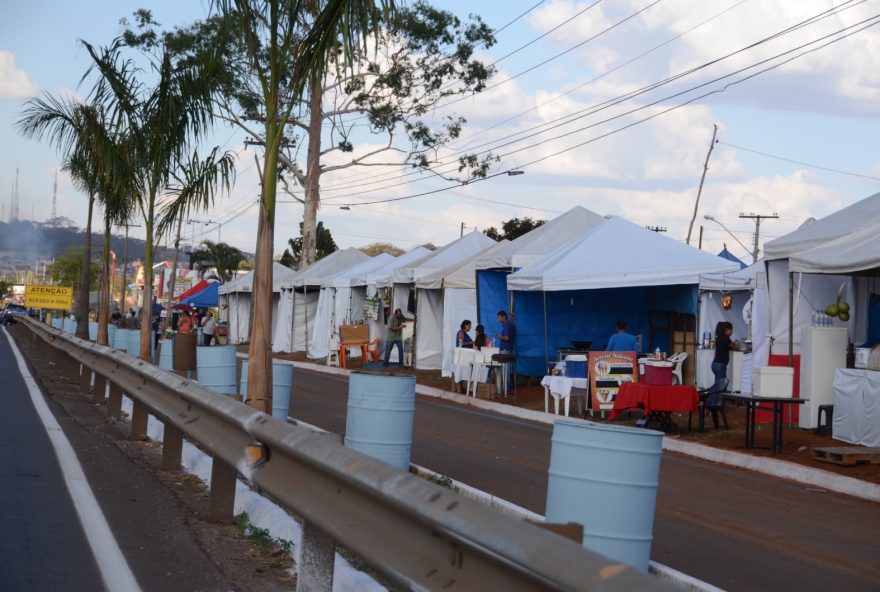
[126,328,141,357]
[344,372,416,471]
[159,339,174,371]
[63,318,76,333]
[240,361,294,419]
[52,317,63,330]
[545,420,663,571]
[114,328,130,351]
[88,322,98,341]
[107,324,117,347]
[196,345,237,394]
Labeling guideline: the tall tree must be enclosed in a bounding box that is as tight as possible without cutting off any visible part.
[484,217,546,242]
[280,221,337,268]
[190,239,244,283]
[360,242,403,256]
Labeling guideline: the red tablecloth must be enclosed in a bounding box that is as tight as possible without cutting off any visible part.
[610,382,699,420]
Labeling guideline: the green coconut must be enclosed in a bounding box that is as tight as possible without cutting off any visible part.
[837,301,850,314]
[839,312,850,322]
[825,304,839,317]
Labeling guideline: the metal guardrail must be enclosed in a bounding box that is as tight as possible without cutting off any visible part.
[20,317,679,591]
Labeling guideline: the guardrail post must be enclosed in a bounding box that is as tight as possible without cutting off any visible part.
[297,521,335,592]
[79,366,92,395]
[92,374,107,405]
[107,382,123,418]
[208,458,236,523]
[161,423,183,471]
[130,400,149,440]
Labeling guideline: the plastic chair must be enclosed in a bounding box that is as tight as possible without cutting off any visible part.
[364,338,381,364]
[327,336,340,367]
[668,352,688,385]
[688,378,729,432]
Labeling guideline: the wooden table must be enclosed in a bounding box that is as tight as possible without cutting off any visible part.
[611,382,699,432]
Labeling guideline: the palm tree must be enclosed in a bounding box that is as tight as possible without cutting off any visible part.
[215,0,392,410]
[83,39,222,360]
[190,240,245,283]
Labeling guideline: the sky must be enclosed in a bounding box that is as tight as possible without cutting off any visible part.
[2,0,879,265]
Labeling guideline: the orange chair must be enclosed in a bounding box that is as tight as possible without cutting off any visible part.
[364,338,381,364]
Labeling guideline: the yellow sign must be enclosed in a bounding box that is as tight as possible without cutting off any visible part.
[25,285,74,310]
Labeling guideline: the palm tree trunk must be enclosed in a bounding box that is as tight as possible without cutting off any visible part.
[139,218,154,362]
[76,195,95,339]
[97,218,111,345]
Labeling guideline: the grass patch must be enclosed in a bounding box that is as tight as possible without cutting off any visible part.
[235,512,293,554]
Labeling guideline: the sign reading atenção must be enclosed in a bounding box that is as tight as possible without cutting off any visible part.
[25,285,74,310]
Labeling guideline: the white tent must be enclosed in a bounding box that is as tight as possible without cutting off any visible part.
[475,206,605,270]
[308,253,395,359]
[698,260,763,343]
[762,192,880,356]
[415,240,509,376]
[273,248,370,353]
[508,217,740,291]
[218,262,296,344]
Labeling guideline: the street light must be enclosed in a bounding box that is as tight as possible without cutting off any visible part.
[703,215,754,261]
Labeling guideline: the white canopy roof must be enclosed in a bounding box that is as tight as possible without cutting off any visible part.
[282,248,370,288]
[322,253,395,288]
[354,247,431,287]
[475,205,604,270]
[763,191,880,261]
[415,240,510,290]
[218,262,297,294]
[699,259,763,291]
[508,216,740,291]
[392,230,496,285]
[789,223,880,274]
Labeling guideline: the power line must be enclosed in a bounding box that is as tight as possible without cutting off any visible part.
[320,0,864,196]
[323,13,880,208]
[719,140,880,182]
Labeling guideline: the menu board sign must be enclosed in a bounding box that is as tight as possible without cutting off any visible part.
[589,351,637,411]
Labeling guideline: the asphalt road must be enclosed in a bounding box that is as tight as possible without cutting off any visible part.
[289,367,880,592]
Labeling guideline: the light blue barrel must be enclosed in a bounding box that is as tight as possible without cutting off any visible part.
[114,328,130,351]
[63,317,76,333]
[52,317,63,330]
[196,345,237,394]
[88,322,98,341]
[240,360,294,419]
[127,328,141,357]
[545,420,663,571]
[159,339,174,371]
[344,372,416,471]
[107,324,117,347]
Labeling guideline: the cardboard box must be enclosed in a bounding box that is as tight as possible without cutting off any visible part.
[754,366,794,398]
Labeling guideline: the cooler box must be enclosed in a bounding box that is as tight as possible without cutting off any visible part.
[753,366,793,398]
[565,355,587,379]
[642,360,673,385]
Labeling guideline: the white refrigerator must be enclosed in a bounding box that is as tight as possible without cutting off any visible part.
[799,326,848,429]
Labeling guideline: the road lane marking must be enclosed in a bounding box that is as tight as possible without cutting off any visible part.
[3,327,143,592]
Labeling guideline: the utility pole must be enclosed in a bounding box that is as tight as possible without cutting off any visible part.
[686,124,718,245]
[460,221,465,238]
[738,212,778,263]
[646,226,667,233]
[52,170,58,223]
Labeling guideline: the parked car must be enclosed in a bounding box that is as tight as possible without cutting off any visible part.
[1,303,28,324]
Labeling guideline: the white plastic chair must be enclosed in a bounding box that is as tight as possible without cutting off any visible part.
[668,352,688,385]
[327,336,340,367]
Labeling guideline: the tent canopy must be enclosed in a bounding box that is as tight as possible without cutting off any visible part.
[509,217,740,291]
[416,240,510,290]
[789,223,880,274]
[699,259,763,291]
[475,206,604,270]
[355,247,430,287]
[283,248,370,288]
[763,191,880,261]
[393,230,497,285]
[176,279,211,301]
[218,262,297,294]
[322,253,395,288]
[181,280,219,307]
[717,246,747,269]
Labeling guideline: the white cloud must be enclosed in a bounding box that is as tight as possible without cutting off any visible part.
[0,51,37,99]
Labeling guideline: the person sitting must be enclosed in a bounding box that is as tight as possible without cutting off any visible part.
[456,320,474,348]
[473,324,490,350]
[606,319,637,352]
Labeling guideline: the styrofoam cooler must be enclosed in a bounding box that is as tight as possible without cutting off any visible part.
[642,360,673,385]
[754,366,793,398]
[564,355,587,379]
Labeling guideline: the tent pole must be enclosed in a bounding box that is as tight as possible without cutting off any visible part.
[543,289,549,376]
[474,269,481,328]
[412,286,418,369]
[304,285,309,354]
[788,272,794,366]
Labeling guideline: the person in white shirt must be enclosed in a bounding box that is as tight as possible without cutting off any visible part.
[202,311,216,346]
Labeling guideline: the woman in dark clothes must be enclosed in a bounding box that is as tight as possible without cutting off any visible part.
[712,321,738,384]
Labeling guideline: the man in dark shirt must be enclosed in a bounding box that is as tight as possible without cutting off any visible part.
[496,311,515,353]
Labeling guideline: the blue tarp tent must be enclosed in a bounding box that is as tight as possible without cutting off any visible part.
[718,246,747,269]
[181,281,219,308]
[507,217,740,375]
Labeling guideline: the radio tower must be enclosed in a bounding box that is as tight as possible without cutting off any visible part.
[52,170,58,223]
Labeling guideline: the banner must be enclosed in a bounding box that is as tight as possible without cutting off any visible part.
[589,351,637,411]
[25,285,73,310]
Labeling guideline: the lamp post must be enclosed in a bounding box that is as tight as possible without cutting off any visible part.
[703,215,753,261]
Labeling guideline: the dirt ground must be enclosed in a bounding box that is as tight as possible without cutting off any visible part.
[273,349,880,487]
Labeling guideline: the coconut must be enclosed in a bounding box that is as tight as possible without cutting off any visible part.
[839,312,850,322]
[825,304,839,317]
[838,301,850,314]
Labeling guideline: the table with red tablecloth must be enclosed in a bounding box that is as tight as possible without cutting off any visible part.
[610,382,699,421]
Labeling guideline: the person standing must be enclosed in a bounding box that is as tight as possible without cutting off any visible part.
[495,311,516,353]
[383,308,406,366]
[125,308,139,329]
[712,321,738,384]
[202,311,216,346]
[456,320,474,348]
[606,320,637,352]
[177,310,193,334]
